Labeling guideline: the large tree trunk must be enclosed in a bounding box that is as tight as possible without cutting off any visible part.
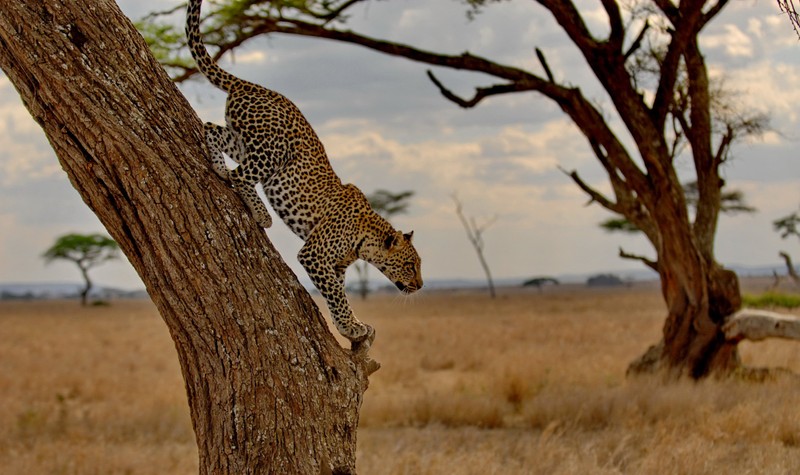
[0,2,374,472]
[628,185,741,379]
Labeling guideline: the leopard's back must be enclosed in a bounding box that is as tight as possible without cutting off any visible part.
[225,88,341,239]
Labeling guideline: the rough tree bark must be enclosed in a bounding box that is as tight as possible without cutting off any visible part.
[0,2,375,473]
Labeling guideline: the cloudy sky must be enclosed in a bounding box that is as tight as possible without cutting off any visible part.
[1,1,798,290]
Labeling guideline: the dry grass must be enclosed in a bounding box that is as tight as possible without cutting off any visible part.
[2,283,800,473]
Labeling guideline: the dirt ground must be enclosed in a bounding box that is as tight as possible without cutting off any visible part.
[1,282,799,474]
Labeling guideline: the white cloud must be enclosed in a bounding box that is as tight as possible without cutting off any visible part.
[229,50,267,65]
[702,24,754,57]
[747,18,763,39]
[722,60,800,126]
[736,181,800,216]
[763,15,799,47]
[0,79,61,186]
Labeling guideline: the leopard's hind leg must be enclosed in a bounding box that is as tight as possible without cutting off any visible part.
[204,122,273,229]
[203,123,244,179]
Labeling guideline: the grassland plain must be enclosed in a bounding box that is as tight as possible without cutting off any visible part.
[1,282,799,474]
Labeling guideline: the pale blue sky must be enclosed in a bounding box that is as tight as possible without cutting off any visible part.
[0,1,798,289]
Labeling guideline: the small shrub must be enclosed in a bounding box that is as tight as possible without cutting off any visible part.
[742,292,800,309]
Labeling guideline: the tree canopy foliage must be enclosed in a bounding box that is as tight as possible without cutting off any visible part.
[775,209,800,240]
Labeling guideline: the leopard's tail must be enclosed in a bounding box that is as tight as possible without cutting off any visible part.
[186,0,237,92]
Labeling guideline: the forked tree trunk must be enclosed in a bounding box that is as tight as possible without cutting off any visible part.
[654,259,742,378]
[628,186,741,379]
[0,2,373,472]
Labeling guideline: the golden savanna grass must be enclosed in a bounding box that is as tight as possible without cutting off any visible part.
[1,282,800,474]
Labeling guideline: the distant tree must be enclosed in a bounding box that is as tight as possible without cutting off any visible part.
[522,276,559,292]
[353,189,415,299]
[587,273,625,287]
[453,195,497,298]
[774,209,800,286]
[42,233,119,305]
[774,209,800,240]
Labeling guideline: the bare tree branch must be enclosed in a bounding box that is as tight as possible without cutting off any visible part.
[536,0,601,54]
[139,2,187,22]
[777,0,800,37]
[619,247,659,271]
[601,0,625,47]
[426,70,537,108]
[535,48,555,83]
[559,166,619,211]
[624,20,650,60]
[701,1,730,29]
[452,194,497,298]
[310,0,368,23]
[651,1,708,132]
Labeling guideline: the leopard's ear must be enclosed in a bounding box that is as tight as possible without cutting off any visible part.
[403,231,414,242]
[384,232,397,250]
[385,230,405,250]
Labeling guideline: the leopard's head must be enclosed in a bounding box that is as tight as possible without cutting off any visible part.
[373,230,423,294]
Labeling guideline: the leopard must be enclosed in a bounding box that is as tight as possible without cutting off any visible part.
[186,0,423,344]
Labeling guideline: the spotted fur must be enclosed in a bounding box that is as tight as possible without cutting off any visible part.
[186,0,423,342]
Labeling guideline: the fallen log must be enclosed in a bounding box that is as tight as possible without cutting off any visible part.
[723,309,800,342]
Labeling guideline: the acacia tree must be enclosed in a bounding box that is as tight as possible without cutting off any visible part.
[0,2,376,472]
[775,209,800,240]
[43,233,119,305]
[144,0,782,378]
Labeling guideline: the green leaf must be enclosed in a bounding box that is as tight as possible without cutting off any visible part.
[599,218,640,234]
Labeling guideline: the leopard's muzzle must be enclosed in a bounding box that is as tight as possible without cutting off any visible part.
[395,281,422,294]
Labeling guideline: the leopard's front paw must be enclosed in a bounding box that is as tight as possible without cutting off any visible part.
[350,323,375,349]
[350,325,380,375]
